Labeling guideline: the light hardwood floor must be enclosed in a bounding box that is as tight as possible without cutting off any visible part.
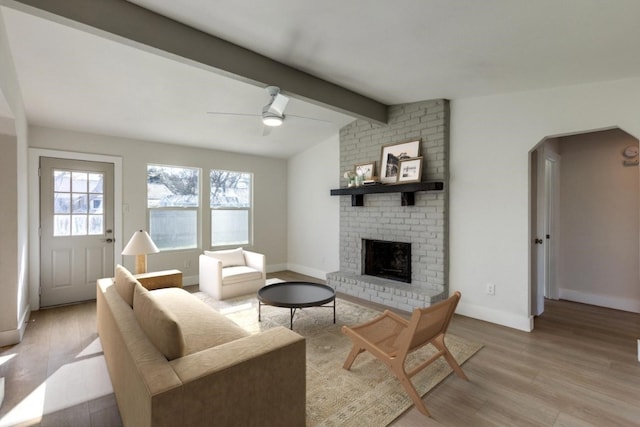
[1,271,639,426]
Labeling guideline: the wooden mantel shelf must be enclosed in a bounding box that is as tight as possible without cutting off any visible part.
[330,181,444,206]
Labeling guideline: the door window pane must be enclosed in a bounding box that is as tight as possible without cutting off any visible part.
[52,169,104,237]
[54,193,71,214]
[72,215,87,235]
[89,173,103,193]
[54,215,70,236]
[72,194,88,213]
[72,172,88,192]
[89,194,103,214]
[54,171,70,192]
[88,215,103,235]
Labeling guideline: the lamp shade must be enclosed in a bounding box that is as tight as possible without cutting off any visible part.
[122,230,159,255]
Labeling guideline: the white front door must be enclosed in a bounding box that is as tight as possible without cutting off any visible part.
[40,157,115,307]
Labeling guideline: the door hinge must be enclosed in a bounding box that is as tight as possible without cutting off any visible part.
[38,167,41,177]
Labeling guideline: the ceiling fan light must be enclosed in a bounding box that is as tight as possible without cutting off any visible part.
[262,115,283,127]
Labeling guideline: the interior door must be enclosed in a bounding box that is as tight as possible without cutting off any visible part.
[532,145,560,316]
[40,157,115,307]
[544,153,559,299]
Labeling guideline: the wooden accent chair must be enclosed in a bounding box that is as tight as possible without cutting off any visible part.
[341,292,468,417]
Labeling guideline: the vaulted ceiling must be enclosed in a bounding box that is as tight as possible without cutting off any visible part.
[2,0,640,158]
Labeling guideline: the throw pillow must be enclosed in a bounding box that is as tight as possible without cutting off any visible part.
[133,283,185,361]
[114,264,140,308]
[203,248,246,267]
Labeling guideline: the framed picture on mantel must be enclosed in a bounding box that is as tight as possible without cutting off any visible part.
[397,157,423,183]
[354,161,376,180]
[379,139,420,183]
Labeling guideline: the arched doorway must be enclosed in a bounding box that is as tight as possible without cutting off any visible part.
[530,127,640,317]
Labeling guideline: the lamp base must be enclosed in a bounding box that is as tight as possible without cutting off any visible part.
[135,254,147,274]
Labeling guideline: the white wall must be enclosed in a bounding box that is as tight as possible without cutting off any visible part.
[287,135,340,279]
[558,130,639,311]
[0,9,29,346]
[450,77,640,331]
[28,125,289,284]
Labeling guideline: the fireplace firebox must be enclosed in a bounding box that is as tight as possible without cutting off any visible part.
[362,239,411,283]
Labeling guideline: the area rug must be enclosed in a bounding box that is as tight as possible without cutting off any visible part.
[193,283,483,427]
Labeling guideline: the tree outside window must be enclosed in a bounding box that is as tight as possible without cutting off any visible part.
[210,170,252,247]
[147,165,199,250]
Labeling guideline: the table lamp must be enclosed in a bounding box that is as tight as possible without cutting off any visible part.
[122,230,160,274]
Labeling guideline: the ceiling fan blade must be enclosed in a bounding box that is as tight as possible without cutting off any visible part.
[287,114,331,124]
[207,112,260,118]
[261,123,273,136]
[268,93,289,116]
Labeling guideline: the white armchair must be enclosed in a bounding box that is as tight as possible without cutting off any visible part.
[199,248,266,300]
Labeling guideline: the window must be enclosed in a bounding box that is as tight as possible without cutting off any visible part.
[147,165,199,250]
[210,170,252,247]
[53,170,104,236]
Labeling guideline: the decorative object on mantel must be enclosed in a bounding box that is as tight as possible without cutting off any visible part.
[354,161,376,182]
[397,156,423,183]
[380,139,421,183]
[343,170,356,187]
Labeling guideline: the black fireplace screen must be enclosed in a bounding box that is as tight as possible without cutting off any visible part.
[362,239,411,283]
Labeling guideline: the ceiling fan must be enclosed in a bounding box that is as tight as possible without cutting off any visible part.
[207,86,329,135]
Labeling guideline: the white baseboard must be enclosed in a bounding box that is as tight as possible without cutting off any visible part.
[558,288,640,313]
[266,263,288,274]
[183,274,198,287]
[456,301,534,332]
[285,264,327,281]
[0,304,30,347]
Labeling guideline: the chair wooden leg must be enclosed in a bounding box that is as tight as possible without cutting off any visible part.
[432,335,468,380]
[343,345,365,370]
[390,364,431,417]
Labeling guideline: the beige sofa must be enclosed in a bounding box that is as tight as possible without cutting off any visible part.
[97,265,306,427]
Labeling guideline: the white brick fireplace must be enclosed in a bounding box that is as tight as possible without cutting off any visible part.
[327,99,449,312]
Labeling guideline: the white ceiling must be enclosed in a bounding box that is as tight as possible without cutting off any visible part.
[3,0,640,158]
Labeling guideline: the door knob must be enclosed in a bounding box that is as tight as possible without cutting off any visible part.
[105,238,114,243]
[534,238,543,244]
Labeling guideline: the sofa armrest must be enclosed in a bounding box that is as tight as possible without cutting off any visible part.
[135,269,183,290]
[199,254,223,299]
[169,326,305,426]
[243,250,266,278]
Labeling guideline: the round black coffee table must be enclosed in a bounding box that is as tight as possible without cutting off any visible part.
[257,281,336,329]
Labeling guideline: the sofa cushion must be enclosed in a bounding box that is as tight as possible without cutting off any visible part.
[151,287,249,355]
[133,283,186,361]
[114,264,140,307]
[204,248,246,267]
[221,266,263,285]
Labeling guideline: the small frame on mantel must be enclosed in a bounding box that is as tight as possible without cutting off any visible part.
[396,157,423,183]
[354,161,376,180]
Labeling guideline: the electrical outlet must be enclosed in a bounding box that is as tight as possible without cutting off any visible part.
[486,283,495,296]
[184,260,192,269]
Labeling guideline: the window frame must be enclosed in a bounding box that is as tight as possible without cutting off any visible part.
[209,169,253,249]
[147,164,201,252]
